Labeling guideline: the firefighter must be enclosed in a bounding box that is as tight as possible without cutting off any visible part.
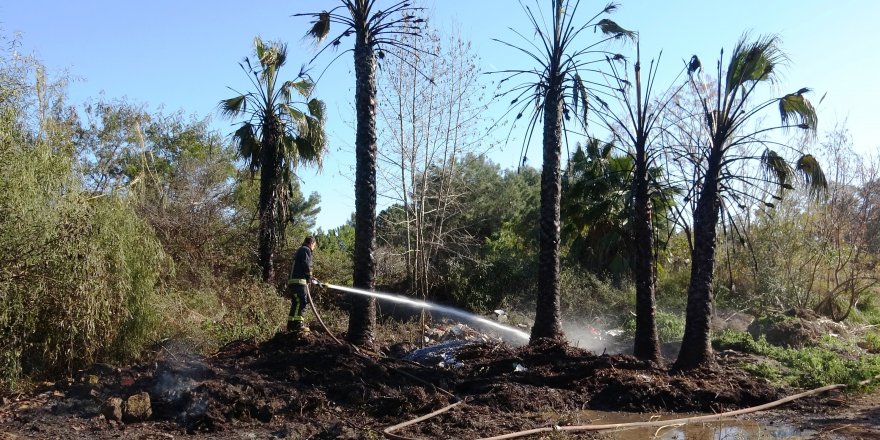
[287,236,317,333]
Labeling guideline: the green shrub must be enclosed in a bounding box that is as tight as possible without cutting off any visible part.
[713,330,880,389]
[622,310,685,343]
[656,311,686,343]
[0,150,167,384]
[743,361,781,381]
[155,280,287,352]
[0,58,168,387]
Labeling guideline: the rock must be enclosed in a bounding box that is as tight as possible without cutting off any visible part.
[123,392,152,422]
[101,397,123,422]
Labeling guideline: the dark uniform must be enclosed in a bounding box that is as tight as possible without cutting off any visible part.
[287,244,313,332]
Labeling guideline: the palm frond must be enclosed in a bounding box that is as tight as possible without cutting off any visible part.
[219,95,247,118]
[759,149,792,186]
[294,122,326,169]
[307,98,326,122]
[795,154,827,198]
[725,34,783,94]
[232,123,260,174]
[596,18,635,40]
[779,90,817,131]
[286,79,314,98]
[253,37,267,62]
[307,12,332,43]
[285,105,308,134]
[574,73,589,126]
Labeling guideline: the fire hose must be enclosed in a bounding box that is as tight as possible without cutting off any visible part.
[304,280,344,345]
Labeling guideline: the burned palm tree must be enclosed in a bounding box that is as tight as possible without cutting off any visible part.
[296,1,423,346]
[673,35,826,371]
[496,0,633,343]
[595,43,687,362]
[220,37,326,283]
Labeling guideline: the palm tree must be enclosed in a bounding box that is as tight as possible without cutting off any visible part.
[595,43,687,362]
[672,35,826,371]
[220,37,326,283]
[296,1,423,346]
[562,139,632,280]
[497,0,632,343]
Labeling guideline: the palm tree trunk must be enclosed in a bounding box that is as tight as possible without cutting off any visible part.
[347,24,378,346]
[674,148,722,371]
[258,119,280,283]
[531,76,564,343]
[632,148,661,362]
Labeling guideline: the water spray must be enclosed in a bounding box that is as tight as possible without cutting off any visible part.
[315,281,530,343]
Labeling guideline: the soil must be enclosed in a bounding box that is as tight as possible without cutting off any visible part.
[0,327,876,439]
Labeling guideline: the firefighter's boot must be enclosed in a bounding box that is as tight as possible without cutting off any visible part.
[287,319,310,335]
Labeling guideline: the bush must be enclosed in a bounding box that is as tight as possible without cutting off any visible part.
[713,330,880,389]
[622,310,685,343]
[560,268,633,323]
[0,56,168,387]
[156,280,287,352]
[0,145,167,385]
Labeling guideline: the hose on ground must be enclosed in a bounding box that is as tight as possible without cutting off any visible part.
[381,370,880,440]
[305,285,344,345]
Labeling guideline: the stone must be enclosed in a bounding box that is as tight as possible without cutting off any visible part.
[123,392,152,422]
[101,397,123,422]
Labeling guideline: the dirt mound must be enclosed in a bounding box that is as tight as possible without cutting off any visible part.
[748,308,850,348]
[0,331,786,439]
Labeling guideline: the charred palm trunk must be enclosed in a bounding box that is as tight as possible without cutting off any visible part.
[632,145,661,362]
[674,145,722,371]
[531,71,564,343]
[347,18,378,346]
[258,116,280,283]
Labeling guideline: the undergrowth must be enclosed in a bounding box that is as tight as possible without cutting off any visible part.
[713,330,880,390]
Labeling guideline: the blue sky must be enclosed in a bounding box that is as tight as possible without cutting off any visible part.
[4,1,877,230]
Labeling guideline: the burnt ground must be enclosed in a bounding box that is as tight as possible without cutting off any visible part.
[0,328,875,439]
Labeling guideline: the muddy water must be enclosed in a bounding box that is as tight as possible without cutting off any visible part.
[550,410,815,439]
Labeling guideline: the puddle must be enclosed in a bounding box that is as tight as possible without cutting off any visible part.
[543,410,816,440]
[603,421,815,440]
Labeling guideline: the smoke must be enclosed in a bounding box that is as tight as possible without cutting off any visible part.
[562,320,627,355]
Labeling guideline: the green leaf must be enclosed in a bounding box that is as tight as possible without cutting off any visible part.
[596,19,635,40]
[760,149,792,186]
[725,35,782,94]
[307,98,326,121]
[795,154,827,199]
[575,74,589,126]
[219,95,246,117]
[287,79,314,98]
[780,92,818,131]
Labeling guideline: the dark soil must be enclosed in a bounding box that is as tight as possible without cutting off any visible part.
[0,328,866,439]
